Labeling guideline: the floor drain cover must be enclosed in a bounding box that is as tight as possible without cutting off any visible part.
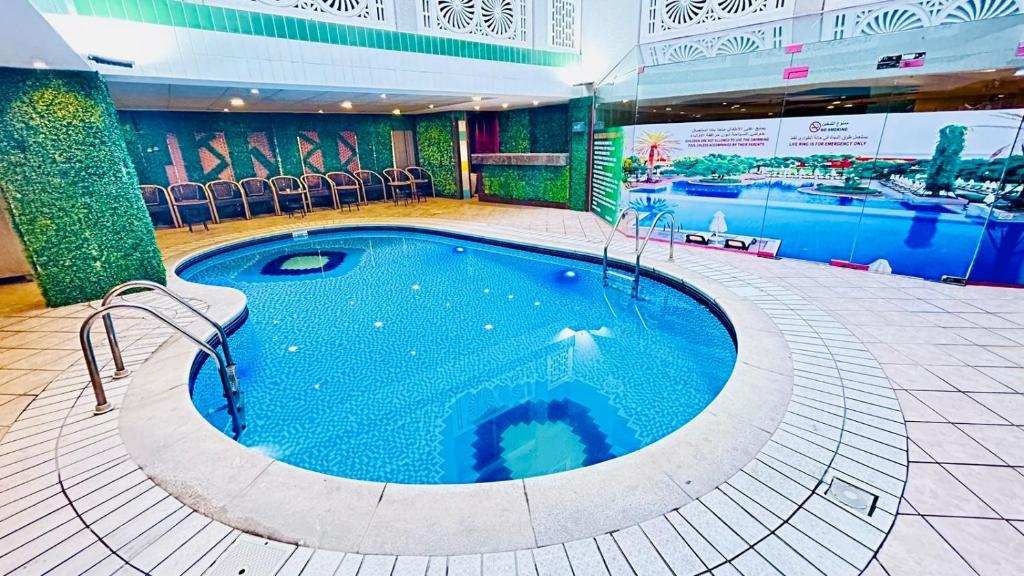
[207,536,292,576]
[827,477,878,516]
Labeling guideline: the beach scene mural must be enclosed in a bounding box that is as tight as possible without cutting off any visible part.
[599,109,1024,286]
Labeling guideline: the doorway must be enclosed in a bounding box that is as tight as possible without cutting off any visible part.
[391,130,417,169]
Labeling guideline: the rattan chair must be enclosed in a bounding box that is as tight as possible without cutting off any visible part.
[238,177,280,216]
[168,182,216,231]
[353,170,386,203]
[270,175,309,218]
[383,168,417,206]
[300,173,338,211]
[406,166,435,200]
[205,180,249,220]
[325,171,362,211]
[139,185,180,228]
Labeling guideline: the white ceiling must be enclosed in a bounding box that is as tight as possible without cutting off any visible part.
[105,80,566,115]
[1,0,88,71]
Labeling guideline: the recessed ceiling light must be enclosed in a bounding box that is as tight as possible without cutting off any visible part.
[621,99,628,104]
[998,94,1006,98]
[223,108,229,112]
[380,93,387,99]
[31,59,48,69]
[982,68,997,73]
[768,112,774,116]
[392,108,401,115]
[249,88,259,95]
[340,100,353,109]
[722,102,728,105]
[318,109,324,113]
[532,100,539,106]
[665,107,672,111]
[832,101,841,105]
[740,108,747,112]
[502,103,509,108]
[694,114,702,117]
[473,105,480,111]
[472,96,483,102]
[827,105,835,109]
[843,104,853,108]
[428,104,435,109]
[230,97,245,107]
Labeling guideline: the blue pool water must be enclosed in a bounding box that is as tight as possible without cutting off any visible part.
[181,230,737,484]
[631,180,1024,285]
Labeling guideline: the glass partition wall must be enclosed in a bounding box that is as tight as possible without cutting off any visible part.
[594,9,1024,287]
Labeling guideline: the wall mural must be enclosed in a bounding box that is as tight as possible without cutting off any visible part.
[337,131,362,172]
[195,132,236,182]
[594,109,1024,286]
[247,131,278,179]
[298,131,325,174]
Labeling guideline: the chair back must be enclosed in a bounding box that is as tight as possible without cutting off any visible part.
[301,173,332,193]
[168,182,208,203]
[139,185,170,207]
[383,168,412,184]
[353,170,383,188]
[270,175,303,193]
[326,171,359,189]
[206,180,243,200]
[406,167,431,181]
[239,178,273,198]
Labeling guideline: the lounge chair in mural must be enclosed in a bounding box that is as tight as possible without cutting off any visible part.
[270,175,310,217]
[326,171,362,211]
[685,233,709,245]
[383,168,417,206]
[239,177,280,216]
[168,182,216,231]
[205,180,250,220]
[406,166,435,200]
[301,173,339,211]
[354,169,387,203]
[139,185,180,228]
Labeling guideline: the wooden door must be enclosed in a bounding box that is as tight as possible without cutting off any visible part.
[391,130,417,169]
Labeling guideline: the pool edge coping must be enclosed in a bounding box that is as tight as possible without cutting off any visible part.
[117,221,794,555]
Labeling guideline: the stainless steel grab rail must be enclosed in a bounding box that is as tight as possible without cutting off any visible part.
[602,207,640,285]
[79,302,246,439]
[632,212,676,298]
[100,280,235,381]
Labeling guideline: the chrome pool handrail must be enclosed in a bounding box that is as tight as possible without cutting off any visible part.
[602,207,640,285]
[100,280,235,380]
[80,302,245,439]
[632,212,676,298]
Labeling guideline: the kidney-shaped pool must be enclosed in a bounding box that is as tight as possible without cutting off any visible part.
[180,229,736,484]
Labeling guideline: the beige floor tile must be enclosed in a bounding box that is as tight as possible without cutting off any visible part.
[911,392,1007,425]
[0,370,59,396]
[0,395,34,426]
[906,422,1003,465]
[946,465,1024,519]
[904,463,998,518]
[926,366,1013,393]
[968,394,1024,426]
[0,349,37,369]
[883,364,954,391]
[930,518,1024,576]
[877,515,974,576]
[5,349,81,371]
[958,425,1024,467]
[895,391,944,422]
[976,368,1024,393]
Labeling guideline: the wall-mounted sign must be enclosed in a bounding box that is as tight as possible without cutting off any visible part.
[572,121,588,133]
[877,52,926,70]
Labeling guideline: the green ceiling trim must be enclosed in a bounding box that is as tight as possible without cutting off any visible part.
[35,0,580,67]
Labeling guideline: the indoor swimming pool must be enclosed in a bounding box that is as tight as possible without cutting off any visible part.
[179,228,737,484]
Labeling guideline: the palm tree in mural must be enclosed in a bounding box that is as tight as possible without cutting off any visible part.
[634,131,680,183]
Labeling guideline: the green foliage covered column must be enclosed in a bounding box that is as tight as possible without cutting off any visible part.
[0,68,165,306]
[567,97,593,212]
[415,114,459,197]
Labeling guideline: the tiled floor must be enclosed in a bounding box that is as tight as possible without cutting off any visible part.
[0,198,1023,575]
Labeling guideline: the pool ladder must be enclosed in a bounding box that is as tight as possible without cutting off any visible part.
[79,281,246,439]
[602,209,676,298]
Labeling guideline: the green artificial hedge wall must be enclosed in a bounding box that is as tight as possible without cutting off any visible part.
[529,104,569,154]
[567,97,593,212]
[414,113,460,198]
[119,110,414,186]
[481,165,569,204]
[499,110,530,153]
[0,68,165,306]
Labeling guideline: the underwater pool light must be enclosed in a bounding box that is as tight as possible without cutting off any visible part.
[454,246,466,253]
[412,283,421,291]
[374,321,384,328]
[287,346,298,352]
[563,270,577,278]
[484,324,494,330]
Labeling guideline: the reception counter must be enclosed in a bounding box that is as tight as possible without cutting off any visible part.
[471,153,570,207]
